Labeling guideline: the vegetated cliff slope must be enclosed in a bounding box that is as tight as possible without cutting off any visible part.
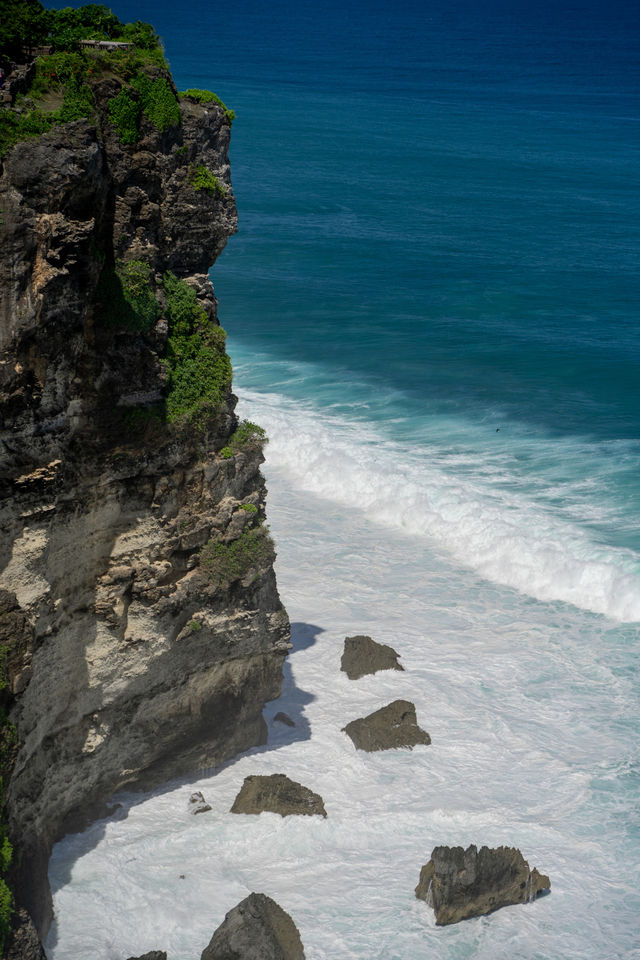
[0,58,290,950]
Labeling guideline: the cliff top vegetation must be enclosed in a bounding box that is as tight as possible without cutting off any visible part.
[0,1,161,66]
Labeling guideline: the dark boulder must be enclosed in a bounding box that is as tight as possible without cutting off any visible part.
[231,774,327,818]
[125,953,167,960]
[342,700,430,752]
[201,892,305,960]
[273,712,296,727]
[415,844,551,924]
[340,635,404,680]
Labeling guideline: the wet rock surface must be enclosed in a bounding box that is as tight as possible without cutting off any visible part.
[4,908,48,960]
[231,774,327,818]
[125,952,167,960]
[189,791,212,815]
[340,634,404,680]
[201,892,305,960]
[342,699,430,752]
[415,844,551,924]
[274,711,296,727]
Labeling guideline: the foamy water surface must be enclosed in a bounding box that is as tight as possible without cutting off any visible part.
[47,389,640,960]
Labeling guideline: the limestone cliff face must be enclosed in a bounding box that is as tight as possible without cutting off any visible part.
[0,69,290,945]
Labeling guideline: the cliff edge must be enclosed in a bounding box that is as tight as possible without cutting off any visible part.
[0,43,290,953]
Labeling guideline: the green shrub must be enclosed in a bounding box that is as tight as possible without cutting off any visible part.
[179,88,235,125]
[96,260,159,331]
[108,74,180,144]
[220,421,267,459]
[240,503,258,514]
[162,271,232,424]
[189,164,225,197]
[199,526,275,585]
[108,86,141,143]
[0,875,12,955]
[132,74,180,131]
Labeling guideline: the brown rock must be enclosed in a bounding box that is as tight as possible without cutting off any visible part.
[231,774,327,818]
[201,892,305,960]
[342,699,430,752]
[340,635,404,680]
[415,844,551,924]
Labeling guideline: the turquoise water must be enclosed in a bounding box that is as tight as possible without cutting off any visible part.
[47,1,640,957]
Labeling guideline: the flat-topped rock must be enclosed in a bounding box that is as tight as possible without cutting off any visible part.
[342,699,430,752]
[415,844,551,924]
[231,774,327,818]
[201,892,305,960]
[340,635,404,680]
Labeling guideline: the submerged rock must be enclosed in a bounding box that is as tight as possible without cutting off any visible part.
[340,635,404,680]
[189,791,212,815]
[342,699,430,752]
[415,844,551,925]
[274,711,296,727]
[231,774,327,818]
[201,892,305,960]
[125,952,167,960]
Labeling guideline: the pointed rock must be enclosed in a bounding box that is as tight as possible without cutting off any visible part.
[340,635,404,680]
[342,699,430,752]
[201,892,305,960]
[189,791,212,814]
[231,774,327,818]
[415,844,551,924]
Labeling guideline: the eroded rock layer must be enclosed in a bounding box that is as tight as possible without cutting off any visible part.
[0,69,290,943]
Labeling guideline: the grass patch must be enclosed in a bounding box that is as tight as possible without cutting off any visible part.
[162,271,232,424]
[189,164,225,197]
[179,88,235,125]
[0,53,96,157]
[199,526,275,586]
[108,74,180,144]
[220,421,267,460]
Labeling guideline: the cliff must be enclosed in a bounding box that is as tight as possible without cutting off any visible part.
[0,55,290,954]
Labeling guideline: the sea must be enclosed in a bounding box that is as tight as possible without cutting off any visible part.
[46,1,640,957]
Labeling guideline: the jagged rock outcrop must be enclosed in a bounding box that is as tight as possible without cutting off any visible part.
[201,893,305,960]
[342,699,430,752]
[0,62,290,947]
[231,774,327,818]
[415,844,551,924]
[3,909,47,960]
[340,634,403,680]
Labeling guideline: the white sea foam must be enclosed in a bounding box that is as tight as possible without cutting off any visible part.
[235,387,640,623]
[48,469,640,960]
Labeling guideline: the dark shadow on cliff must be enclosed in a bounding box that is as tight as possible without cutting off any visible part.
[46,621,324,951]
